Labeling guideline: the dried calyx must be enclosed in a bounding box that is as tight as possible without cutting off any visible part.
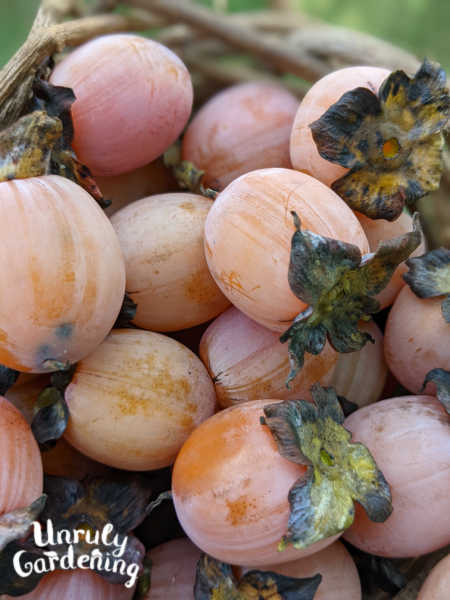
[280,211,422,385]
[113,293,138,329]
[311,59,450,220]
[0,495,47,553]
[0,474,154,596]
[423,368,450,414]
[31,363,76,448]
[403,247,450,322]
[164,142,218,199]
[194,553,322,600]
[0,364,19,395]
[0,76,107,207]
[261,384,392,550]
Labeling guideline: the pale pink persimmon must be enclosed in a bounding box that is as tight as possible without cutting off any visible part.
[290,66,390,185]
[204,168,369,332]
[239,541,361,600]
[64,329,216,471]
[356,211,426,309]
[13,569,134,600]
[0,396,43,514]
[199,306,338,407]
[145,538,201,599]
[42,438,111,480]
[111,193,230,332]
[384,286,450,393]
[417,553,450,600]
[182,81,298,190]
[172,399,340,567]
[344,396,450,557]
[50,34,193,176]
[328,321,387,408]
[0,175,125,373]
[97,158,177,217]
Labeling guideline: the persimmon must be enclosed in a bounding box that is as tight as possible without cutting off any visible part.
[290,61,449,222]
[200,309,386,409]
[64,329,216,471]
[12,569,134,600]
[204,168,369,332]
[96,158,177,217]
[343,396,450,557]
[145,538,201,599]
[199,306,338,407]
[5,374,49,423]
[328,320,387,408]
[417,553,450,600]
[290,67,390,186]
[356,211,426,308]
[181,81,298,191]
[172,399,340,567]
[41,438,111,480]
[111,193,229,332]
[0,175,125,373]
[239,541,361,600]
[50,34,193,176]
[384,286,450,393]
[0,396,43,514]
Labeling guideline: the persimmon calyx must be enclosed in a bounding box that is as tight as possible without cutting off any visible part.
[113,293,138,329]
[310,59,450,220]
[0,79,107,207]
[262,384,392,550]
[164,142,218,199]
[280,211,422,385]
[0,495,47,553]
[0,474,149,595]
[194,553,322,600]
[0,364,19,395]
[31,363,76,449]
[423,368,450,415]
[403,247,450,322]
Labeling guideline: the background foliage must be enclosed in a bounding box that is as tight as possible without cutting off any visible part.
[0,0,448,72]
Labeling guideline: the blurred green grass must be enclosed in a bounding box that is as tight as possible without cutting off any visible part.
[0,0,448,72]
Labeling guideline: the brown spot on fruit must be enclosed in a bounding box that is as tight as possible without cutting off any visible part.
[226,495,257,526]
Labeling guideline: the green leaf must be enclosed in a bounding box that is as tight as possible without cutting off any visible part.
[280,212,422,385]
[0,495,46,552]
[194,553,322,599]
[262,385,392,549]
[422,368,450,414]
[310,59,450,220]
[403,247,450,322]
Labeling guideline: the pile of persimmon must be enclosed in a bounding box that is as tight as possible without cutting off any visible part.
[0,26,449,600]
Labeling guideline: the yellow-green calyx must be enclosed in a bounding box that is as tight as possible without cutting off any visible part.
[281,211,422,385]
[310,59,450,220]
[262,384,392,550]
